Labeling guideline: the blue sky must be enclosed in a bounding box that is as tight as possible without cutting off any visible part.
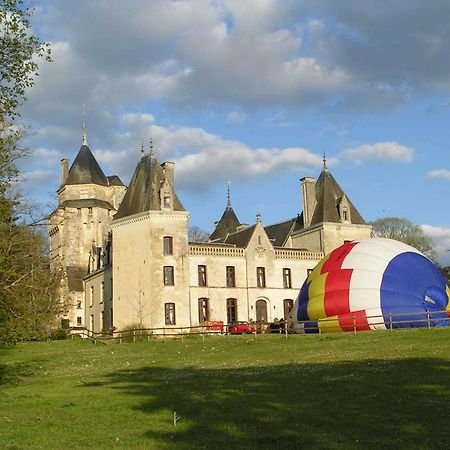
[17,0,450,265]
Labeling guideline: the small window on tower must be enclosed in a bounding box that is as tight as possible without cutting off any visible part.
[164,196,171,208]
[165,303,176,325]
[163,236,173,255]
[163,266,175,285]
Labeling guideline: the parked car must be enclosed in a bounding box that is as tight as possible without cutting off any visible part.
[228,321,256,334]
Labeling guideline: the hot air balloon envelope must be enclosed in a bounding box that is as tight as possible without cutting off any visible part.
[290,238,450,333]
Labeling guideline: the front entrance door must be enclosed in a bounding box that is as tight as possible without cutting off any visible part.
[256,299,268,322]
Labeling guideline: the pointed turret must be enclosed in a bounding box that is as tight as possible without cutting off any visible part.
[309,165,366,226]
[209,182,241,241]
[63,143,109,187]
[114,152,184,220]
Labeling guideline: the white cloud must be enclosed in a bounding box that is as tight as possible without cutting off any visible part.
[421,224,450,266]
[89,113,323,192]
[340,142,414,164]
[426,169,450,181]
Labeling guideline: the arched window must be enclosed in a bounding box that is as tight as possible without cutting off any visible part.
[283,299,294,320]
[256,299,268,322]
[226,298,237,323]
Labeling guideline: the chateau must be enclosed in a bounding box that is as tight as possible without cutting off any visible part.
[48,133,372,333]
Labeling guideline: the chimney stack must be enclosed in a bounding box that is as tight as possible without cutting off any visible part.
[161,161,175,186]
[61,159,69,185]
[301,177,316,227]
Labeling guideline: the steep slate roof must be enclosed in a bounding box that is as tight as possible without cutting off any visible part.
[65,144,109,186]
[222,225,256,248]
[114,154,185,220]
[264,215,304,247]
[107,175,125,186]
[209,206,241,241]
[310,167,366,226]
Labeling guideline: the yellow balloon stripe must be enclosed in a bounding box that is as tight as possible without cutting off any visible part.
[446,285,450,313]
[318,315,342,333]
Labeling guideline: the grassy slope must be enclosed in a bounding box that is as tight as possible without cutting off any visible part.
[0,329,449,450]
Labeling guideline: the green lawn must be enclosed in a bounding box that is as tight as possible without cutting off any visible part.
[1,329,449,449]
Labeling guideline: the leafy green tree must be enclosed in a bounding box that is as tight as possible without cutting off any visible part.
[0,1,56,344]
[370,217,438,262]
[0,222,61,345]
[1,0,51,121]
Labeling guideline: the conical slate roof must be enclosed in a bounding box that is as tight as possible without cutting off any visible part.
[310,167,366,226]
[114,154,185,220]
[209,205,241,241]
[65,144,109,186]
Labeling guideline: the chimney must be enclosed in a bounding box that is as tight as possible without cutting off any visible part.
[301,177,316,227]
[161,161,175,186]
[61,159,69,185]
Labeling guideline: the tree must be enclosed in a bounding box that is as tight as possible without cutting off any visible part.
[0,222,61,345]
[1,0,51,121]
[189,226,210,243]
[0,1,55,344]
[370,217,438,262]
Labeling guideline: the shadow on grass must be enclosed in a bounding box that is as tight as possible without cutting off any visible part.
[85,358,450,450]
[0,349,47,386]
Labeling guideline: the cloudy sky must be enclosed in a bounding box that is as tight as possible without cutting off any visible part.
[18,0,450,265]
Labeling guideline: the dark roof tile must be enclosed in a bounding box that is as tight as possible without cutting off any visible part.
[114,155,185,220]
[65,144,109,186]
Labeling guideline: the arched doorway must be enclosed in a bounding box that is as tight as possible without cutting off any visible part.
[283,299,294,320]
[255,299,268,323]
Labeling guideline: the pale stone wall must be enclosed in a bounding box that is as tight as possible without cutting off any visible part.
[291,223,372,254]
[111,210,190,331]
[188,224,323,327]
[84,266,112,333]
[48,182,125,327]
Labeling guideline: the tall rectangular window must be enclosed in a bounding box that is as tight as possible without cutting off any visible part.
[163,236,173,255]
[163,266,174,285]
[100,281,105,303]
[198,298,209,324]
[226,298,237,323]
[283,268,292,289]
[165,303,176,325]
[198,265,207,287]
[257,267,266,288]
[226,266,236,288]
[89,286,94,307]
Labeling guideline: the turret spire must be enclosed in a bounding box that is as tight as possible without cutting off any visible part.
[82,104,88,146]
[322,152,328,171]
[227,181,231,208]
[149,137,155,161]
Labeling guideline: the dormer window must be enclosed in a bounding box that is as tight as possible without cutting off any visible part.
[338,196,351,223]
[164,196,171,208]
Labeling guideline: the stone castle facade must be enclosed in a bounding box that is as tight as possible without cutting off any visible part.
[48,135,372,333]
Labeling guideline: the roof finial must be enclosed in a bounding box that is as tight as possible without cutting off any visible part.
[227,181,231,208]
[140,138,145,159]
[322,152,328,171]
[149,137,155,161]
[82,104,88,146]
[256,213,261,223]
